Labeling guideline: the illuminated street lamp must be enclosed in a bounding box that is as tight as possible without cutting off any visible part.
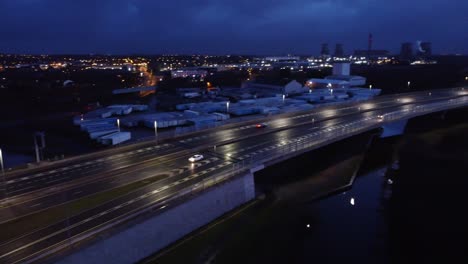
[282,94,285,103]
[117,119,120,132]
[407,81,411,88]
[369,84,372,89]
[226,101,230,113]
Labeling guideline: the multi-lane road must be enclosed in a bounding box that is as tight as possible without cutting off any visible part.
[0,88,467,263]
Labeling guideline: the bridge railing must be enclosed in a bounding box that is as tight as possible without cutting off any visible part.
[382,95,468,122]
[186,161,251,194]
[190,95,468,192]
[241,117,377,167]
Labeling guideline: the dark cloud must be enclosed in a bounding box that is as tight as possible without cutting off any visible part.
[0,0,466,54]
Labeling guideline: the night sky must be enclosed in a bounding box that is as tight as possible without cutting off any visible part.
[0,0,467,55]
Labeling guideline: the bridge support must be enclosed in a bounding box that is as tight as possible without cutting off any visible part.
[380,119,409,138]
[57,171,256,264]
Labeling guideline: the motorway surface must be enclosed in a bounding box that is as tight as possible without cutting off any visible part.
[0,88,467,263]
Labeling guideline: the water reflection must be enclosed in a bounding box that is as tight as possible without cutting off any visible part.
[297,167,390,264]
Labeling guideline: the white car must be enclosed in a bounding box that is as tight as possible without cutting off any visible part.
[188,154,204,162]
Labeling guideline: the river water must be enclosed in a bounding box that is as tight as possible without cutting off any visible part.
[299,167,391,264]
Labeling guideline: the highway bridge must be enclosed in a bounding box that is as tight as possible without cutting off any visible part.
[0,88,467,263]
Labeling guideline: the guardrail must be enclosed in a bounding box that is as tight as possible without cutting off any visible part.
[383,96,468,122]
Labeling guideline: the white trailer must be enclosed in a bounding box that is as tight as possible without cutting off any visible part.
[98,132,131,145]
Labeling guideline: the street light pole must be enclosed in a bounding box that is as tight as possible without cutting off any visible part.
[33,134,40,163]
[0,148,4,176]
[154,120,158,140]
[0,148,5,199]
